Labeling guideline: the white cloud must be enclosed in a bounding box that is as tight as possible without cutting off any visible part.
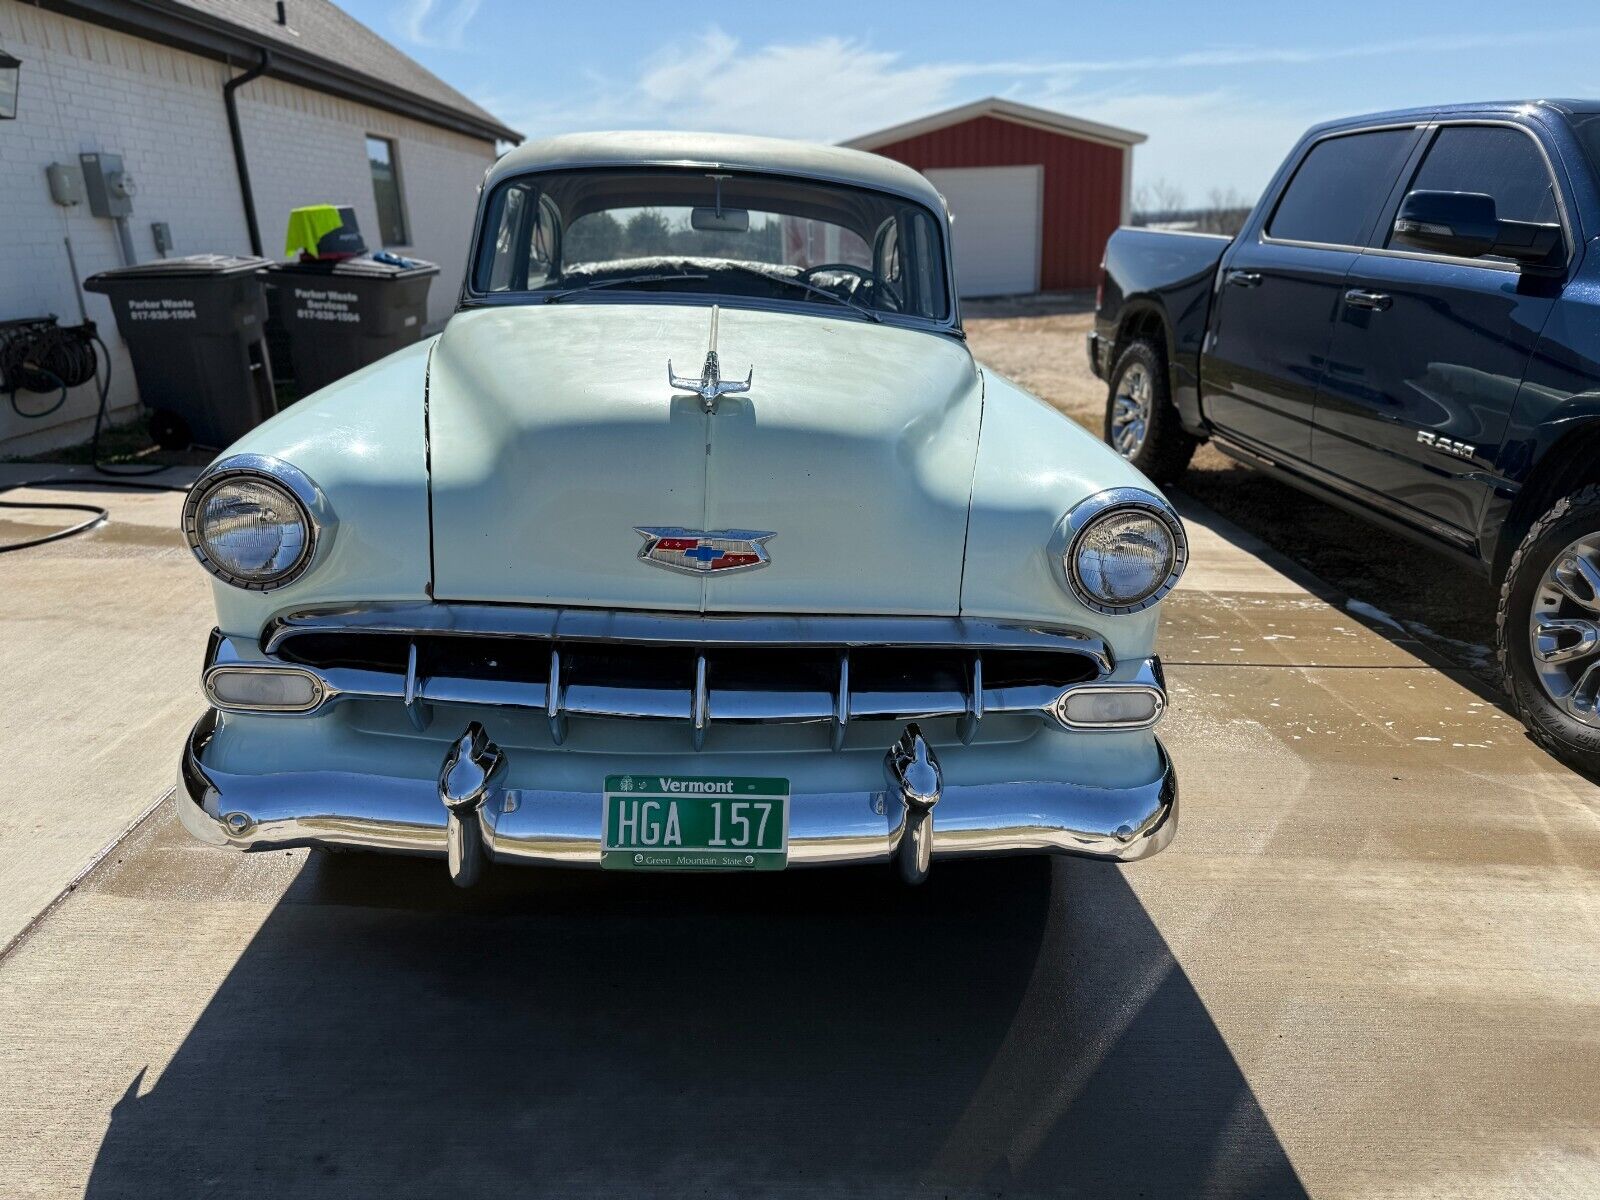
[501,29,972,143]
[476,24,1592,197]
[397,0,481,50]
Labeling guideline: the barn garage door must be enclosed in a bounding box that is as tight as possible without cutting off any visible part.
[925,165,1043,297]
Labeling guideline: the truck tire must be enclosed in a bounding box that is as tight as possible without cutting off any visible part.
[1498,483,1600,779]
[1103,338,1197,484]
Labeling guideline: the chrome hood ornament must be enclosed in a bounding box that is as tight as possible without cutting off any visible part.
[636,527,775,574]
[669,305,752,412]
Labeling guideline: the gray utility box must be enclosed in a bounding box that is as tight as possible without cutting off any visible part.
[79,151,133,218]
[84,254,277,450]
[265,254,439,399]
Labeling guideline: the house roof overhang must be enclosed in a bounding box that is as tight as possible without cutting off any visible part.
[33,0,521,144]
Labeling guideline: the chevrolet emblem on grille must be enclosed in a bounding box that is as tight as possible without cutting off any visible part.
[635,528,775,574]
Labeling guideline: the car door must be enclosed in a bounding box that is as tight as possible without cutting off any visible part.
[1202,126,1422,464]
[1313,122,1569,541]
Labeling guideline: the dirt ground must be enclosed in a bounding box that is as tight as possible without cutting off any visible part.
[964,295,1503,684]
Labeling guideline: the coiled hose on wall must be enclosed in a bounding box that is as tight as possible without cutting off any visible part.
[0,318,189,555]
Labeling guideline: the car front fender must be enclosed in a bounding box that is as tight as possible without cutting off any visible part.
[960,368,1169,664]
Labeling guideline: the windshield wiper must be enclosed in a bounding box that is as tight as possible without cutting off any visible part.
[721,264,882,323]
[541,272,710,302]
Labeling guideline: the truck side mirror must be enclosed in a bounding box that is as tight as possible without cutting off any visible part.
[1392,190,1499,258]
[1393,189,1563,270]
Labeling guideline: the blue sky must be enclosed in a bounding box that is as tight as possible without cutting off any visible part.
[335,0,1600,203]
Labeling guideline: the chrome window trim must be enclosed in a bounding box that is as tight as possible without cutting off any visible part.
[1058,488,1189,616]
[1353,245,1521,274]
[181,454,334,592]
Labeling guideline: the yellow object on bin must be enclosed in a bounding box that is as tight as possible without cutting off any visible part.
[283,205,349,258]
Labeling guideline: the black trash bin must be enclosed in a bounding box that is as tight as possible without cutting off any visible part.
[265,254,439,399]
[84,254,277,450]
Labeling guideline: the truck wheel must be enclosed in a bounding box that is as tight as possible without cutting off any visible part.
[1103,339,1197,484]
[1498,483,1600,779]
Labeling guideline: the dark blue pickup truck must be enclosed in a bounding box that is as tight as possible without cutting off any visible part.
[1091,100,1600,775]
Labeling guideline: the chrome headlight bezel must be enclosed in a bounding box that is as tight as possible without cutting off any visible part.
[182,454,330,591]
[1061,487,1188,615]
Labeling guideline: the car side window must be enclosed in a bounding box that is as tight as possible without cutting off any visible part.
[525,195,556,288]
[481,184,557,292]
[1266,129,1416,247]
[1387,125,1559,245]
[875,219,901,288]
[483,186,527,293]
[904,211,949,321]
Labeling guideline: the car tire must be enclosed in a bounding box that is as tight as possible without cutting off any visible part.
[1103,338,1197,484]
[1497,483,1600,780]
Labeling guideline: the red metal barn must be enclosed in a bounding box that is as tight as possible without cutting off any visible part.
[845,98,1145,297]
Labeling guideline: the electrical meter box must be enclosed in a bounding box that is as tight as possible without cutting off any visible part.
[80,152,134,218]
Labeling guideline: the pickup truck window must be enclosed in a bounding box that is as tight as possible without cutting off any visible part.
[1266,129,1415,247]
[1385,125,1559,249]
[1572,113,1600,181]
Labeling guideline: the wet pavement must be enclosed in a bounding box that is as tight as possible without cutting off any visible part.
[1,490,1598,1197]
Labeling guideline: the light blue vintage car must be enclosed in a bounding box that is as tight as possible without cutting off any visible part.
[177,132,1184,885]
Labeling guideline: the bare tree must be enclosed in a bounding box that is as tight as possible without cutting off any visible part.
[1132,178,1187,226]
[1195,186,1252,236]
[1132,179,1255,233]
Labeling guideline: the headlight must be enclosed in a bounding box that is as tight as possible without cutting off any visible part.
[182,456,325,590]
[1062,488,1187,614]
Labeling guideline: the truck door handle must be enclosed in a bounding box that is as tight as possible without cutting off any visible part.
[1344,289,1392,311]
[1226,270,1263,288]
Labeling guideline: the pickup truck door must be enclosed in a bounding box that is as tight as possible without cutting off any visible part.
[1313,122,1567,543]
[1202,127,1422,464]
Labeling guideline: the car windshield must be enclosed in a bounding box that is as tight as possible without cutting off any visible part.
[470,167,953,324]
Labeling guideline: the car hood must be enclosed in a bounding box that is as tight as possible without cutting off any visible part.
[427,303,982,614]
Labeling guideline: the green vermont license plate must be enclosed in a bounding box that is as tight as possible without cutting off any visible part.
[602,775,789,871]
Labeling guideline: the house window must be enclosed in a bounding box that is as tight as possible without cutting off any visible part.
[366,135,408,246]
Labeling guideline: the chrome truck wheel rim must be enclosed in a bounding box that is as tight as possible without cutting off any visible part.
[1111,362,1152,459]
[1530,531,1600,728]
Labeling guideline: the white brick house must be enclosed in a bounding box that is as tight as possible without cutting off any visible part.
[0,0,518,454]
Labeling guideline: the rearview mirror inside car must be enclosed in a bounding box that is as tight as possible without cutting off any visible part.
[691,206,750,233]
[1393,190,1562,268]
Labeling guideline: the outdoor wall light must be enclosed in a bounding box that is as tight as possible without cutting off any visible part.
[0,49,20,121]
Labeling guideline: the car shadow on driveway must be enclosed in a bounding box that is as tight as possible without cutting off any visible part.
[85,853,1305,1198]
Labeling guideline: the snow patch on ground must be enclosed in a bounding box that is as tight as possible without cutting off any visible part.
[1345,599,1406,634]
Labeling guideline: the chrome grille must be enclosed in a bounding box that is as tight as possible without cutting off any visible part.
[236,604,1111,745]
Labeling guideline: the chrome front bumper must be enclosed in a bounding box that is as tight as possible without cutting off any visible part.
[177,709,1178,878]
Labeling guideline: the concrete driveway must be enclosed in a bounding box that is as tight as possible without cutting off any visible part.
[0,468,209,951]
[0,479,1596,1198]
